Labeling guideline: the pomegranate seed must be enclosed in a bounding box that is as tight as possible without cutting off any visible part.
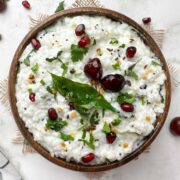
[121,103,134,112]
[31,38,41,50]
[22,1,30,9]
[29,92,35,102]
[82,153,95,163]
[126,46,137,58]
[78,36,90,48]
[84,58,103,81]
[101,74,125,92]
[0,0,6,11]
[142,17,151,25]
[106,132,117,144]
[170,117,180,135]
[48,108,58,121]
[75,24,85,36]
[68,102,75,110]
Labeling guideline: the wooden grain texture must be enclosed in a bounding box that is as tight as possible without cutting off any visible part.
[8,7,171,172]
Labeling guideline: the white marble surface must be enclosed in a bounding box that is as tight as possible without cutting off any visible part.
[0,0,180,180]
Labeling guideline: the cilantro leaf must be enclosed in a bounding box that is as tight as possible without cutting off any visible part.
[71,44,89,62]
[31,63,39,73]
[117,92,135,104]
[102,122,111,134]
[55,1,64,13]
[112,118,121,126]
[46,119,68,131]
[125,69,138,80]
[60,133,74,141]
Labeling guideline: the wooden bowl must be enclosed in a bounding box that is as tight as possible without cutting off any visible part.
[8,7,171,172]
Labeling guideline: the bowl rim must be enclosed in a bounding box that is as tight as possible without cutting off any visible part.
[8,7,171,172]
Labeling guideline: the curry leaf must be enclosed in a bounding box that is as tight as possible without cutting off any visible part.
[71,44,89,62]
[51,74,117,115]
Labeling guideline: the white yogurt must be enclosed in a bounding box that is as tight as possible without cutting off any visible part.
[16,15,166,165]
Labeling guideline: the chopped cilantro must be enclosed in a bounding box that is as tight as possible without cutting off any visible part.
[117,92,135,104]
[28,88,32,93]
[46,51,68,76]
[110,37,118,44]
[141,96,145,105]
[55,1,64,13]
[96,48,102,56]
[60,133,74,141]
[82,130,86,139]
[71,44,89,62]
[46,51,62,62]
[119,44,126,48]
[78,132,95,149]
[40,79,46,86]
[112,118,121,126]
[23,49,34,66]
[23,58,30,67]
[31,63,39,73]
[125,69,138,80]
[102,122,111,134]
[61,63,68,76]
[112,61,121,70]
[46,119,68,131]
[151,61,160,66]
